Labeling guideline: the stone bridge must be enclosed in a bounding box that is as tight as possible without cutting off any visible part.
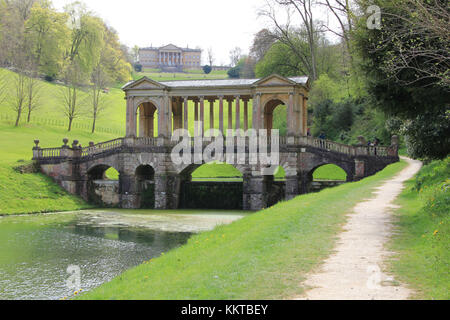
[32,74,399,210]
[33,135,399,211]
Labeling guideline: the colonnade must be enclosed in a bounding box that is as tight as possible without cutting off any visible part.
[159,51,182,66]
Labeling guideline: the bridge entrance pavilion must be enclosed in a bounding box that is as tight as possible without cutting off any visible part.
[32,74,399,211]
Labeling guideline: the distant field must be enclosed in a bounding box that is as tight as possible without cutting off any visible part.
[132,69,229,82]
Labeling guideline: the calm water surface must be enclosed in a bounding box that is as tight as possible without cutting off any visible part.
[0,209,246,300]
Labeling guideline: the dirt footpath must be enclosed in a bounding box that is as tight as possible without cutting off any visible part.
[295,157,422,300]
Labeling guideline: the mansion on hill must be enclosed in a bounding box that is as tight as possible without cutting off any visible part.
[139,44,202,72]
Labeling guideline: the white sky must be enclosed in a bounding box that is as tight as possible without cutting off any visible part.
[52,0,269,66]
[52,0,340,66]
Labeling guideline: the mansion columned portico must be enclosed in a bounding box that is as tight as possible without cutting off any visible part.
[139,44,202,72]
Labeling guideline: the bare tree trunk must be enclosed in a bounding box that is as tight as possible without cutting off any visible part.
[92,116,96,134]
[15,107,22,127]
[68,118,73,132]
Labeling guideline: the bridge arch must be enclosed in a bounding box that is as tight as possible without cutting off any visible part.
[263,97,288,134]
[86,163,121,206]
[178,162,245,210]
[137,101,158,138]
[135,164,156,208]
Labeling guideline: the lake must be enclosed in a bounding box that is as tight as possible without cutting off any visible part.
[0,209,247,300]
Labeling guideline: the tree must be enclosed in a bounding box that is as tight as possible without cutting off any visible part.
[255,42,301,77]
[0,70,8,106]
[229,47,242,67]
[402,110,450,160]
[203,65,212,74]
[24,2,70,78]
[319,0,355,65]
[207,47,214,66]
[368,0,449,88]
[260,0,319,80]
[89,64,108,133]
[132,45,140,63]
[25,72,41,122]
[354,0,449,159]
[251,29,275,62]
[10,71,27,127]
[60,62,84,132]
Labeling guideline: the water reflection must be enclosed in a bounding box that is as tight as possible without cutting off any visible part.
[0,214,191,300]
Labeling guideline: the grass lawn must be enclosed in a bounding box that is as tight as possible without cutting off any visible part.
[387,158,449,300]
[0,118,119,215]
[133,70,228,81]
[77,160,407,300]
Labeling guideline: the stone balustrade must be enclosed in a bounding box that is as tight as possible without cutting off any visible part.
[33,135,398,161]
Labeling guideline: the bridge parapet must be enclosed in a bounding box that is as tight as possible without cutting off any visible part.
[33,135,398,162]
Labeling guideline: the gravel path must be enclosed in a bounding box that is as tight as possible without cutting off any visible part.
[295,157,422,300]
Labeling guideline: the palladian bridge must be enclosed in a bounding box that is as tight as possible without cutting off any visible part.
[32,74,399,211]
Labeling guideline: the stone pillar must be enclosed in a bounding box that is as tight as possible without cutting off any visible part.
[243,98,249,131]
[126,96,136,137]
[200,96,205,137]
[303,96,308,136]
[183,97,189,132]
[354,159,366,181]
[285,175,301,200]
[219,96,224,133]
[235,95,241,132]
[227,98,233,131]
[243,174,270,211]
[119,173,139,209]
[167,96,173,138]
[209,99,215,130]
[287,92,295,137]
[252,93,261,131]
[194,99,199,137]
[154,172,181,209]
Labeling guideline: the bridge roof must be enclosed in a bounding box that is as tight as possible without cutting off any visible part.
[122,74,310,91]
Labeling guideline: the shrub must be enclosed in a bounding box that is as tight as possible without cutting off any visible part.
[202,65,212,74]
[134,63,143,72]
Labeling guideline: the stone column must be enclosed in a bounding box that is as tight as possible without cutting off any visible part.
[227,98,233,131]
[120,173,139,209]
[285,175,301,200]
[209,99,215,130]
[126,96,136,137]
[194,99,199,137]
[183,97,189,132]
[219,96,224,134]
[235,95,241,132]
[200,96,205,137]
[243,174,269,211]
[243,98,249,131]
[354,159,366,181]
[155,172,181,209]
[252,93,261,132]
[287,92,295,137]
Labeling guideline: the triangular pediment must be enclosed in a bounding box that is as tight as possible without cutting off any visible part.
[253,74,297,87]
[122,77,167,91]
[159,44,182,51]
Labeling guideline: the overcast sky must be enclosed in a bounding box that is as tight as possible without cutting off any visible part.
[52,0,271,66]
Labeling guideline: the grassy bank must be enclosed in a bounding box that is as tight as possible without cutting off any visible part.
[78,160,407,300]
[0,163,93,216]
[388,158,449,300]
